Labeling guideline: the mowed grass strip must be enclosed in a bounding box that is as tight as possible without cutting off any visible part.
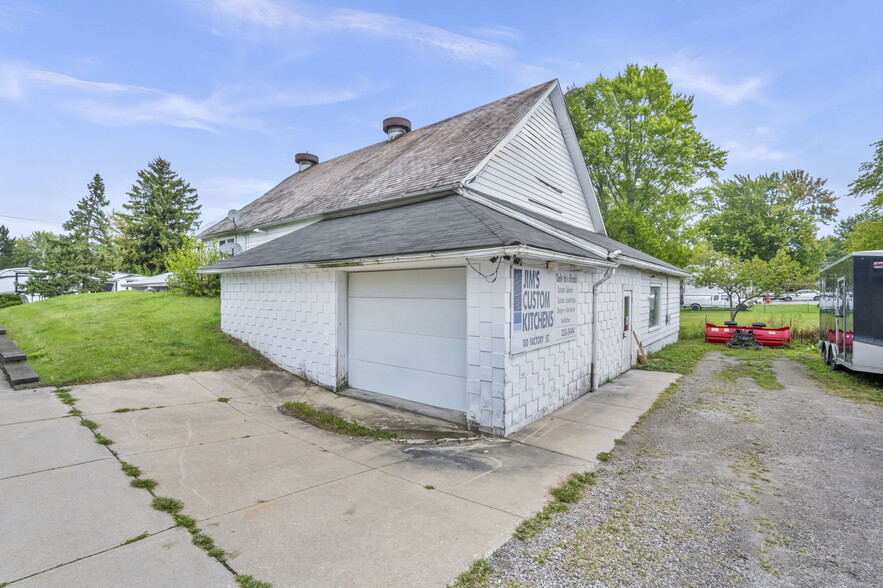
[0,291,273,386]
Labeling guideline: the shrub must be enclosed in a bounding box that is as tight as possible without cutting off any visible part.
[0,294,23,309]
[165,237,228,297]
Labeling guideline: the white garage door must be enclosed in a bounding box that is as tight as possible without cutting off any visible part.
[348,268,467,412]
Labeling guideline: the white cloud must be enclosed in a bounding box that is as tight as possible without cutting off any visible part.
[722,141,791,162]
[667,56,766,105]
[194,0,518,68]
[0,59,371,131]
[462,24,524,42]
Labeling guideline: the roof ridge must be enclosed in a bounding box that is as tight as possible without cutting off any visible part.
[454,197,518,246]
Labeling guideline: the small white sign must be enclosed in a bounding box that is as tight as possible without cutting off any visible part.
[512,267,577,353]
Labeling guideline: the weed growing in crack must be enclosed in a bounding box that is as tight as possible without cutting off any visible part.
[120,462,142,477]
[152,496,184,514]
[130,478,158,491]
[80,419,99,430]
[54,389,77,406]
[94,434,114,446]
[121,532,149,546]
[174,514,198,531]
[235,575,273,588]
[596,452,611,462]
[515,472,595,540]
[217,397,231,403]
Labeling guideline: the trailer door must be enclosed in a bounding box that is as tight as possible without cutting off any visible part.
[835,277,846,359]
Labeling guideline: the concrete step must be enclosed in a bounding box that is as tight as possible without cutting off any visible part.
[0,336,26,363]
[0,324,6,335]
[2,361,40,386]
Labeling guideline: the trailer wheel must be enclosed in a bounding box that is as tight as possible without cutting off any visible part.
[690,304,701,311]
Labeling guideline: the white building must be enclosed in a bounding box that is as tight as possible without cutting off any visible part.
[199,80,688,436]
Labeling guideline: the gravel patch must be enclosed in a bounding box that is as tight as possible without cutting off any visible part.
[483,352,883,587]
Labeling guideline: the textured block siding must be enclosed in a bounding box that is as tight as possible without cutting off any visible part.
[220,269,338,388]
[505,268,594,434]
[593,268,681,386]
[465,259,510,435]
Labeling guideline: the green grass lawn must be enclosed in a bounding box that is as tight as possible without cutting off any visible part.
[651,307,883,406]
[0,291,273,386]
[679,303,819,341]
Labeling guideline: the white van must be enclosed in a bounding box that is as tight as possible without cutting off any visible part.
[682,289,752,311]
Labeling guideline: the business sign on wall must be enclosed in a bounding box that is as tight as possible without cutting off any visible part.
[512,267,577,353]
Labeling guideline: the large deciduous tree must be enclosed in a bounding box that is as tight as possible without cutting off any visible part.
[844,139,883,251]
[120,157,201,275]
[565,64,727,266]
[699,170,837,268]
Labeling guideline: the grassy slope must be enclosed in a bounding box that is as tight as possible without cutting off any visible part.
[0,291,273,386]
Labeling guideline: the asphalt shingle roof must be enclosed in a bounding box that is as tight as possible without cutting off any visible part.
[203,195,605,271]
[199,81,556,239]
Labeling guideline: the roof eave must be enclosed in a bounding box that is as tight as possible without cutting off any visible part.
[199,245,615,274]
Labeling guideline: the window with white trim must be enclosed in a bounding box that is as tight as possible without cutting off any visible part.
[649,284,662,328]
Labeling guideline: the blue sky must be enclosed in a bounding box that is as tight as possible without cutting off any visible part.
[1,0,880,239]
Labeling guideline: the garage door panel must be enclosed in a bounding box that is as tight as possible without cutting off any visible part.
[349,268,466,299]
[348,298,466,339]
[348,359,466,411]
[348,329,466,377]
[348,268,466,413]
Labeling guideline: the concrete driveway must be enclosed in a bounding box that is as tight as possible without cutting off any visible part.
[0,368,678,587]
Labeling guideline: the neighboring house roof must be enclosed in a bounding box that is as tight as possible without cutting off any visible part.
[198,80,557,239]
[203,195,606,272]
[124,273,173,288]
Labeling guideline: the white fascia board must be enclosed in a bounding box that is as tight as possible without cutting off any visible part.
[199,245,615,275]
[459,82,558,187]
[461,187,687,278]
[617,255,691,278]
[548,86,607,236]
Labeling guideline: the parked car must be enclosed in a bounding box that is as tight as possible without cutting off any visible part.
[779,289,820,302]
[683,290,752,311]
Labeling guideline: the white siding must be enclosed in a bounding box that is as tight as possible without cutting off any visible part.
[208,219,317,253]
[469,96,595,230]
[220,268,340,387]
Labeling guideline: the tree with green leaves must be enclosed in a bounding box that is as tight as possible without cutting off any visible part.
[120,157,201,274]
[165,237,227,297]
[565,64,727,266]
[0,225,16,269]
[843,139,883,251]
[699,170,838,268]
[10,231,56,267]
[691,247,814,321]
[25,174,115,297]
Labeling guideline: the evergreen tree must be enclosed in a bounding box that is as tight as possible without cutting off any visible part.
[120,157,201,274]
[0,225,16,269]
[25,174,115,297]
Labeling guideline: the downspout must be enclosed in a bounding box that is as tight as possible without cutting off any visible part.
[590,250,622,391]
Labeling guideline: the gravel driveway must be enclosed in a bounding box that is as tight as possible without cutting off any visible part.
[483,352,882,586]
